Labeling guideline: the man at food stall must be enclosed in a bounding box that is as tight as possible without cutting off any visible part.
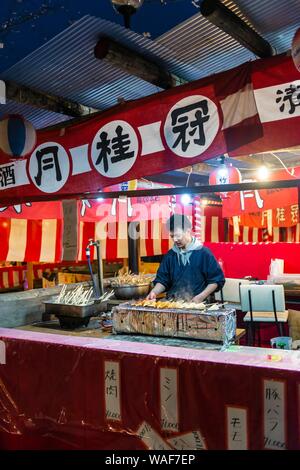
[147,214,225,302]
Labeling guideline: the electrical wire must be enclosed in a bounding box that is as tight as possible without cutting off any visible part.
[268,152,298,177]
[185,166,193,187]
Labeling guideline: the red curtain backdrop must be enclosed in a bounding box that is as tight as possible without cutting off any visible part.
[205,242,300,279]
[0,329,299,450]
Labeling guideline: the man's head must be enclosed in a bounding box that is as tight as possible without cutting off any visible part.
[165,214,192,249]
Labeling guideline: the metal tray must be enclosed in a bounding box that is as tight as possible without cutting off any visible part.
[44,301,98,318]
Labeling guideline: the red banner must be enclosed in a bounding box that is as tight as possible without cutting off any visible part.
[232,205,299,228]
[81,180,182,223]
[0,55,300,205]
[0,201,62,219]
[222,168,299,218]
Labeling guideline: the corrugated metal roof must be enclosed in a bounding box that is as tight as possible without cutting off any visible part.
[1,100,69,129]
[223,0,300,53]
[157,12,254,79]
[0,16,166,112]
[0,1,299,129]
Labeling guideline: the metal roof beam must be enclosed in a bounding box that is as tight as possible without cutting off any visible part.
[94,36,186,90]
[2,178,299,207]
[6,80,99,117]
[200,0,274,58]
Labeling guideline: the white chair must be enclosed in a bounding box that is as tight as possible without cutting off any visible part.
[240,284,289,346]
[215,278,250,305]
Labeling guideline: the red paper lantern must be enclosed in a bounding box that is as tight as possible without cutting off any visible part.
[292,27,300,72]
[209,163,241,199]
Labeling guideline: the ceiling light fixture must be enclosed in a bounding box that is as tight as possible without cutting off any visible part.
[110,0,144,29]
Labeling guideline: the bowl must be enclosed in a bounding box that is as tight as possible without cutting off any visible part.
[112,284,151,300]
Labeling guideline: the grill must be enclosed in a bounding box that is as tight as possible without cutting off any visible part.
[112,303,236,344]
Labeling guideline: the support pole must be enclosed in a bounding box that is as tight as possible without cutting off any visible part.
[26,262,34,290]
[128,221,139,274]
[224,218,229,242]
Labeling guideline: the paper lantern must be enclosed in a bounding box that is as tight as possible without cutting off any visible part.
[209,163,241,199]
[0,114,36,158]
[292,27,300,72]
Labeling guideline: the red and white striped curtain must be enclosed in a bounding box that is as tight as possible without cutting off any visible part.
[0,202,63,262]
[78,205,226,260]
[1,201,299,264]
[0,218,63,262]
[77,219,174,261]
[0,266,26,289]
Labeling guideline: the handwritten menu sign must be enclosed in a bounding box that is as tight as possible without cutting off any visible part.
[104,361,121,422]
[167,431,206,450]
[264,379,286,450]
[137,421,171,450]
[227,406,248,450]
[160,367,179,432]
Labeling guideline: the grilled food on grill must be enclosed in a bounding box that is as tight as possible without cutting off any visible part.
[132,299,206,310]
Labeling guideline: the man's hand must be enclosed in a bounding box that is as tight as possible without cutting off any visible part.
[146,282,166,300]
[192,294,206,303]
[146,290,157,300]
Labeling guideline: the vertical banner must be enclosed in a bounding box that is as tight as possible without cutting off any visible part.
[137,421,172,450]
[62,199,78,261]
[104,360,121,422]
[167,431,206,450]
[226,406,248,450]
[264,379,286,450]
[160,367,179,433]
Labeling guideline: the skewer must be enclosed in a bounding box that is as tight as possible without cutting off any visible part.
[55,284,96,306]
[55,284,118,306]
[102,290,114,301]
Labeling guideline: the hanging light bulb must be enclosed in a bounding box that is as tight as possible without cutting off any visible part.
[180,194,192,205]
[257,165,270,180]
[110,0,144,28]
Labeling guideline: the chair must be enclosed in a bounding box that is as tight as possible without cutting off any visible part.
[240,284,289,346]
[215,278,251,345]
[215,278,250,305]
